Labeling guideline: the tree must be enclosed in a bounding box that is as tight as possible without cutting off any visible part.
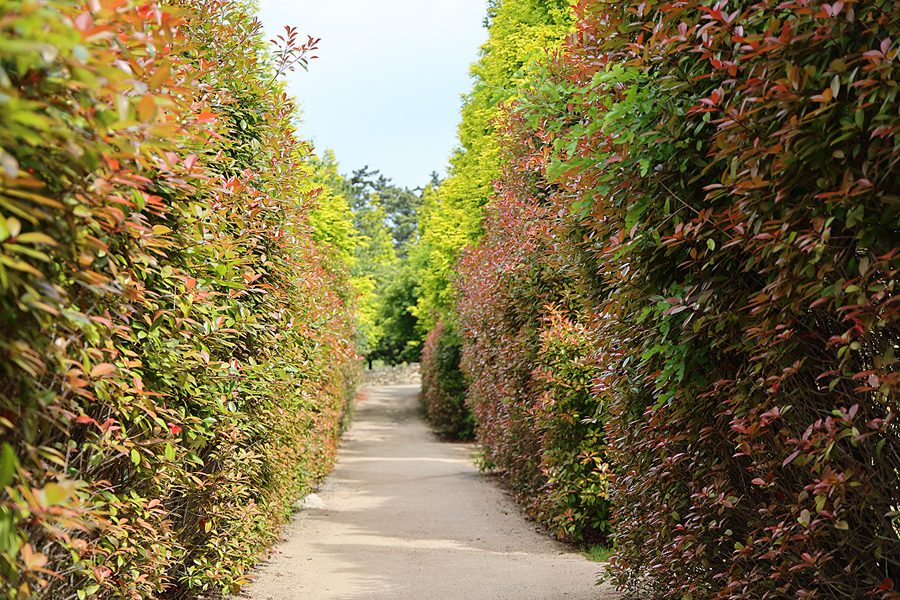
[368,265,423,367]
[313,159,430,365]
[412,0,572,331]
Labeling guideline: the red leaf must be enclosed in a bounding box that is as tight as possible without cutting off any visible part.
[74,12,93,33]
[783,450,801,467]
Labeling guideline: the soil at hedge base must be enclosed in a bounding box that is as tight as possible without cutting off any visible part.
[238,384,618,600]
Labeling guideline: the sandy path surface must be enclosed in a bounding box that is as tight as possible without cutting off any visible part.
[241,385,619,600]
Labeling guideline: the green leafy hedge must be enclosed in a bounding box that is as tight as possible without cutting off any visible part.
[419,320,473,439]
[0,1,358,598]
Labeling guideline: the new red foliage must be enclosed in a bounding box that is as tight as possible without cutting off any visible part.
[455,105,612,542]
[419,320,473,440]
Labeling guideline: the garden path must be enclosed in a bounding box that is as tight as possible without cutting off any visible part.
[240,384,618,600]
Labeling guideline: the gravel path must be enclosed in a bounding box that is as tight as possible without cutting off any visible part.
[241,385,620,600]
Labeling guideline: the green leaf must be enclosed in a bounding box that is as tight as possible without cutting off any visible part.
[0,444,15,489]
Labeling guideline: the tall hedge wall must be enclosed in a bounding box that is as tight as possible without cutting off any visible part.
[419,320,473,439]
[0,1,358,599]
[453,0,900,597]
[455,107,612,542]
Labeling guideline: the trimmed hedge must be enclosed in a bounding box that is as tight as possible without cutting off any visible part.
[0,1,358,599]
[419,320,473,440]
[461,0,900,597]
[454,105,612,541]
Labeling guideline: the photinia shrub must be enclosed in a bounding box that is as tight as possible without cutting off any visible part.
[455,102,612,543]
[419,319,473,440]
[0,1,358,599]
[495,0,900,597]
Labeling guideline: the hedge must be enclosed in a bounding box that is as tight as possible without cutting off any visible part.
[465,0,900,597]
[0,1,358,598]
[419,320,473,440]
[454,103,612,541]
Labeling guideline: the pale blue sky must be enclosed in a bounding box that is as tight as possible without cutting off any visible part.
[258,0,489,190]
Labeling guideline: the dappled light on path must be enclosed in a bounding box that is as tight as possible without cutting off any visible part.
[241,385,617,600]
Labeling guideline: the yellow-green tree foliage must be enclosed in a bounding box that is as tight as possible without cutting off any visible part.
[412,0,571,329]
[307,151,358,269]
[305,151,387,353]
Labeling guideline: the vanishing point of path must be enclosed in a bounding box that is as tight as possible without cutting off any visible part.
[242,385,620,600]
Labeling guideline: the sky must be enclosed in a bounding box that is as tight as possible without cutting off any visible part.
[257,0,490,190]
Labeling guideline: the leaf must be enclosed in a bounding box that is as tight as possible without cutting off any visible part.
[21,544,48,570]
[783,450,801,466]
[90,363,116,377]
[0,255,44,277]
[137,94,156,121]
[74,12,93,33]
[0,150,18,178]
[148,64,170,89]
[835,520,849,530]
[5,217,21,239]
[0,444,15,489]
[42,481,75,505]
[15,232,58,246]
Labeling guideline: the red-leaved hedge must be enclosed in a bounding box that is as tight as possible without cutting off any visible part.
[419,320,473,439]
[449,0,900,596]
[455,104,612,542]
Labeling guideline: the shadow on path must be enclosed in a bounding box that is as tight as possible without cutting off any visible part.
[242,385,619,600]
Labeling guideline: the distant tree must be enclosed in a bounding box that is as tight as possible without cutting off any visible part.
[412,0,572,331]
[367,265,423,368]
[342,167,423,258]
[314,158,430,365]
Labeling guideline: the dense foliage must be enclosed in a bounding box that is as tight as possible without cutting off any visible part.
[419,320,472,439]
[0,1,358,598]
[413,0,573,453]
[455,108,611,541]
[316,162,428,366]
[452,0,900,596]
[411,0,572,330]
